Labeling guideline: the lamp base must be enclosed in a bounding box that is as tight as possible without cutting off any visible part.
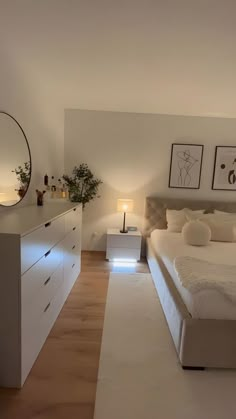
[120,212,128,233]
[120,229,128,234]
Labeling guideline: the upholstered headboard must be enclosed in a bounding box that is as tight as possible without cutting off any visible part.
[144,197,236,237]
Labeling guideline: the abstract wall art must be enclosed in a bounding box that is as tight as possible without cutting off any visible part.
[212,146,236,190]
[168,143,204,189]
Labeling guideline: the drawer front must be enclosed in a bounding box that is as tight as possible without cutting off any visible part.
[64,252,77,281]
[39,278,65,343]
[21,271,65,385]
[63,227,81,284]
[22,263,64,332]
[106,247,141,260]
[64,258,80,295]
[107,234,141,249]
[65,206,81,234]
[21,242,63,306]
[21,215,65,274]
[63,227,81,254]
[63,226,81,289]
[70,260,80,289]
[37,262,64,320]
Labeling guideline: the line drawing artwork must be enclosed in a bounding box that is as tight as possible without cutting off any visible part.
[176,149,198,186]
[220,157,236,185]
[169,144,203,189]
[212,147,236,190]
[227,158,236,185]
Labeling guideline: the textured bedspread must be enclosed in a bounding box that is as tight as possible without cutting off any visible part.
[174,256,236,304]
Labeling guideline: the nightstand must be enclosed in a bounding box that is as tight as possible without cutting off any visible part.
[106,228,142,261]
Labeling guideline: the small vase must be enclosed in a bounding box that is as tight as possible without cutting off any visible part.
[37,196,43,206]
[36,190,46,206]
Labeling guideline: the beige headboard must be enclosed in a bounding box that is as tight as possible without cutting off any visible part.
[144,197,236,237]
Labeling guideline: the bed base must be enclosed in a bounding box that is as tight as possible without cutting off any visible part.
[147,238,236,369]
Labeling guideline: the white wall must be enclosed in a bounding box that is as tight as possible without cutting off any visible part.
[65,109,236,251]
[0,49,64,212]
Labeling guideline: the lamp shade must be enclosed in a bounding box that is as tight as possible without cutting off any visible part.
[117,199,134,213]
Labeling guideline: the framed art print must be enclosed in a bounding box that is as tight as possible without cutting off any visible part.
[212,146,236,190]
[169,143,204,189]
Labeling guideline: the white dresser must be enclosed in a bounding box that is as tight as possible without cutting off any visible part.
[0,202,82,388]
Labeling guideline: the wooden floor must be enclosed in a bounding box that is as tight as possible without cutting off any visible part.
[0,251,149,419]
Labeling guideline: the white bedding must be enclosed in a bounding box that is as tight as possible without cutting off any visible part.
[150,229,236,319]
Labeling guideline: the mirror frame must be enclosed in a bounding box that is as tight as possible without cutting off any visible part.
[0,111,32,207]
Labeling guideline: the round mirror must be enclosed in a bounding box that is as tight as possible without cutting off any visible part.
[0,112,31,207]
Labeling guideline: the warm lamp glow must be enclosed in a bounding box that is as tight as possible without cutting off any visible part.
[117,199,134,213]
[0,192,6,202]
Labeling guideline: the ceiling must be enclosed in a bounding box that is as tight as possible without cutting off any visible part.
[1,0,236,118]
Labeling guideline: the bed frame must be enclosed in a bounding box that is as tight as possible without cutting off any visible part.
[145,197,236,369]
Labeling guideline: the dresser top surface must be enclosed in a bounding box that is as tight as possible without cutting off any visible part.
[0,202,81,236]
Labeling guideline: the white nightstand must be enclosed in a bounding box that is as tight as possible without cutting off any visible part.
[106,228,142,261]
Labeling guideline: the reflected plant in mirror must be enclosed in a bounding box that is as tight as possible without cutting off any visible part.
[12,161,31,198]
[0,112,31,207]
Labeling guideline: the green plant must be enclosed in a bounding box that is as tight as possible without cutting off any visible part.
[12,161,31,187]
[63,164,102,208]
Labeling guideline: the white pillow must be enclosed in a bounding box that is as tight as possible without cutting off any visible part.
[182,220,211,246]
[184,208,206,221]
[166,208,205,232]
[199,214,235,242]
[166,209,186,232]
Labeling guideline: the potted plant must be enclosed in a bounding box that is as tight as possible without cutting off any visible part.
[63,164,102,209]
[12,161,31,198]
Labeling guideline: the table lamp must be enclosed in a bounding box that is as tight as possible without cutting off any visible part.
[117,199,134,233]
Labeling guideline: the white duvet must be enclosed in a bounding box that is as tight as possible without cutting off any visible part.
[150,229,236,319]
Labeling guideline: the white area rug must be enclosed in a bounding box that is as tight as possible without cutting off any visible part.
[94,273,236,419]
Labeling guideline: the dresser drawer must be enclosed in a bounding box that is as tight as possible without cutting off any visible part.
[64,258,80,293]
[22,263,64,332]
[107,234,141,249]
[37,262,64,320]
[63,226,80,254]
[21,267,64,385]
[64,251,77,280]
[21,215,65,274]
[39,278,65,342]
[106,247,141,261]
[65,206,81,233]
[21,242,63,306]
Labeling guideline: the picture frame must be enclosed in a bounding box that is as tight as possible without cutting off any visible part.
[212,146,236,191]
[168,143,204,189]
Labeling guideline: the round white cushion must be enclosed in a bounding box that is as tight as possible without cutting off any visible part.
[182,220,211,246]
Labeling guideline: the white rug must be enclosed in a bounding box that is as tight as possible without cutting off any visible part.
[94,273,236,419]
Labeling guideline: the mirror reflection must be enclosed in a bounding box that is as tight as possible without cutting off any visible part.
[0,112,31,206]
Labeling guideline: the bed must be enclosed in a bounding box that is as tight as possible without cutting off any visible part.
[145,197,236,369]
